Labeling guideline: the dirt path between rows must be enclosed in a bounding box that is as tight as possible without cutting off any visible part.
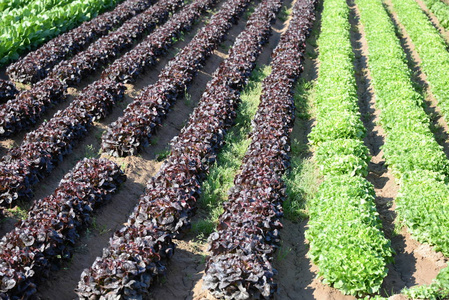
[349,0,447,296]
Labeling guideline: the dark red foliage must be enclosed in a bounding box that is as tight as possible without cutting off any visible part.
[203,1,316,299]
[0,78,67,138]
[6,0,157,84]
[101,0,253,157]
[103,0,218,83]
[0,80,18,103]
[0,158,125,299]
[0,80,125,206]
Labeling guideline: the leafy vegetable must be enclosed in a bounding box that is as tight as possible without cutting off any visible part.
[0,79,125,206]
[101,0,253,157]
[315,139,370,176]
[421,0,449,30]
[0,78,67,137]
[102,0,219,83]
[403,266,449,300]
[0,158,125,299]
[0,0,122,67]
[357,0,449,258]
[306,176,393,295]
[204,0,316,298]
[390,0,449,122]
[50,0,182,86]
[0,79,18,103]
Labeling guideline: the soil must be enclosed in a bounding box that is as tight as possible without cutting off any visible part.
[0,0,448,299]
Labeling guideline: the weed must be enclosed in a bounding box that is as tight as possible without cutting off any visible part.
[155,149,170,161]
[279,6,292,22]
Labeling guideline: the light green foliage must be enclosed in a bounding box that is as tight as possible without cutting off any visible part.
[396,170,449,256]
[357,0,449,258]
[390,0,449,121]
[304,0,391,296]
[383,129,448,176]
[315,139,370,176]
[308,0,365,145]
[403,266,449,299]
[0,0,121,65]
[0,0,73,25]
[306,175,393,296]
[309,110,366,143]
[0,0,33,12]
[422,0,449,29]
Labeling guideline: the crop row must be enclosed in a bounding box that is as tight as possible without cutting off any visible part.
[0,79,125,207]
[100,0,253,157]
[0,80,18,103]
[0,0,33,12]
[305,0,393,296]
[0,0,122,66]
[203,0,315,298]
[0,0,74,28]
[0,158,126,299]
[50,0,182,86]
[357,0,449,256]
[76,0,280,297]
[6,0,155,84]
[421,0,449,30]
[391,0,449,124]
[102,0,218,82]
[0,78,67,137]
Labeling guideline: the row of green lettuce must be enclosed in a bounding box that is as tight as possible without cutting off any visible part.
[0,0,122,66]
[304,0,393,296]
[0,0,33,12]
[421,0,449,30]
[357,0,449,298]
[1,0,73,26]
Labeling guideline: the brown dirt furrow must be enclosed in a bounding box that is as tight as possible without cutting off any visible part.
[349,0,447,296]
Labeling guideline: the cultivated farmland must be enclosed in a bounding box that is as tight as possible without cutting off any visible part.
[0,0,449,299]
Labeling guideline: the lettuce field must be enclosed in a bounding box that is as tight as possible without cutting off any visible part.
[0,0,449,298]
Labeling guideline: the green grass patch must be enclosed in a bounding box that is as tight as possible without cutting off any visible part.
[282,79,319,221]
[192,65,271,235]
